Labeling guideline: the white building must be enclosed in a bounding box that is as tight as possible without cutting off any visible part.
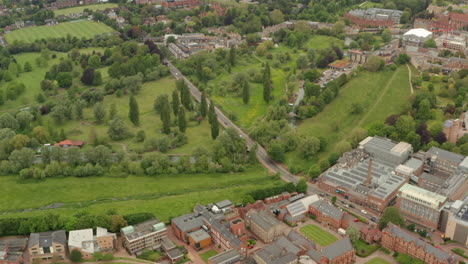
[403,28,433,46]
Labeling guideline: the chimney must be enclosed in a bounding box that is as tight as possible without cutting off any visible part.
[366,158,373,187]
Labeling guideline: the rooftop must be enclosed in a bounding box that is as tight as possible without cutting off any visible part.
[249,210,283,232]
[404,28,432,38]
[28,230,66,249]
[426,147,465,164]
[172,213,204,232]
[310,200,344,221]
[398,184,447,210]
[188,229,210,243]
[286,195,320,218]
[207,249,241,264]
[122,219,165,242]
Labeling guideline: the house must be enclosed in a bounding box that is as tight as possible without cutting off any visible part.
[28,230,67,261]
[328,59,351,71]
[166,248,184,263]
[245,209,288,243]
[68,227,116,259]
[305,237,355,264]
[208,249,241,264]
[0,238,27,264]
[121,219,168,255]
[382,223,458,264]
[360,225,381,244]
[54,139,84,148]
[309,200,348,231]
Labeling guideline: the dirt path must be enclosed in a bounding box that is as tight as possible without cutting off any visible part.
[406,63,414,95]
[357,67,401,127]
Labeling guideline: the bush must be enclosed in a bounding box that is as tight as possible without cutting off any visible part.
[70,249,83,262]
[380,247,391,254]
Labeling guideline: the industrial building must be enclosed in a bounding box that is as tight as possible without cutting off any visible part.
[441,196,468,247]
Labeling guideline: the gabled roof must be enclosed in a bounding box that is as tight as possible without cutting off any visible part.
[322,237,353,260]
[427,147,465,164]
[249,210,283,231]
[28,230,66,248]
[310,200,344,221]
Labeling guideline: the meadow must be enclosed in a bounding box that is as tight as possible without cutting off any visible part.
[54,3,118,16]
[285,65,411,172]
[0,165,282,221]
[299,224,338,246]
[4,20,115,44]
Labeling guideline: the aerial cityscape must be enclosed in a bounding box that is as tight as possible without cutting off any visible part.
[0,0,467,263]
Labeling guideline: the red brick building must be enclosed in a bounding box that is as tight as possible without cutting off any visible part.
[345,13,394,27]
[309,200,348,231]
[382,224,458,264]
[162,0,200,9]
[360,225,381,244]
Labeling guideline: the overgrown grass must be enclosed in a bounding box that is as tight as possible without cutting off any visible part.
[54,3,118,16]
[0,165,282,221]
[299,224,338,246]
[5,20,115,43]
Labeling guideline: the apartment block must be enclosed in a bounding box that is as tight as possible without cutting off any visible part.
[28,230,67,261]
[121,219,167,255]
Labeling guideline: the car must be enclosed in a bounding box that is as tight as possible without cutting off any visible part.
[319,193,325,197]
[348,204,355,208]
[361,209,367,214]
[370,217,377,222]
[354,218,359,222]
[341,201,346,204]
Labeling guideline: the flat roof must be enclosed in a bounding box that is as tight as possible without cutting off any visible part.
[188,229,210,243]
[398,184,447,210]
[208,249,240,264]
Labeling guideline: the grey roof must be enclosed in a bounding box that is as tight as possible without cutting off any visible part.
[386,224,455,263]
[310,200,343,221]
[172,213,204,232]
[250,210,282,231]
[404,158,423,170]
[255,237,299,264]
[28,230,66,248]
[215,200,233,209]
[166,248,183,259]
[427,147,465,164]
[322,237,353,260]
[208,249,241,264]
[188,229,210,243]
[0,238,27,251]
[420,172,445,185]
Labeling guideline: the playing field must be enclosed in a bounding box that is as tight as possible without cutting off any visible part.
[4,20,115,43]
[365,257,392,264]
[299,224,338,246]
[54,3,118,16]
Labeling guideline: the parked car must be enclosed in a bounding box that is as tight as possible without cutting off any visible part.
[354,218,359,222]
[361,209,367,214]
[348,204,355,208]
[341,201,346,204]
[370,217,377,222]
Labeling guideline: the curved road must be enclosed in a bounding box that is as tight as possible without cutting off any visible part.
[164,59,299,184]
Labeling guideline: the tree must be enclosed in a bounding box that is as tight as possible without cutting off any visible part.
[268,143,285,162]
[270,9,284,25]
[300,136,321,159]
[93,103,106,123]
[109,103,117,120]
[364,56,384,72]
[160,97,171,134]
[416,99,432,122]
[379,206,405,230]
[179,80,191,110]
[200,93,208,118]
[395,115,415,139]
[110,215,127,233]
[296,178,307,193]
[172,90,180,116]
[56,72,73,88]
[208,101,216,124]
[296,55,308,69]
[331,196,337,205]
[242,80,250,104]
[424,39,437,48]
[263,63,272,103]
[70,249,82,262]
[93,71,103,86]
[128,96,139,126]
[81,68,95,85]
[0,113,19,131]
[347,225,360,243]
[178,105,187,133]
[381,29,392,43]
[24,62,32,72]
[108,118,130,140]
[16,111,33,131]
[88,55,101,68]
[9,148,35,171]
[229,46,236,66]
[211,116,219,139]
[74,100,86,119]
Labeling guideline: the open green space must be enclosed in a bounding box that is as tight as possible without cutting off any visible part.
[4,20,115,44]
[286,66,411,172]
[354,239,381,257]
[299,224,338,246]
[305,35,344,50]
[54,3,118,16]
[0,165,281,221]
[365,258,391,264]
[200,250,218,263]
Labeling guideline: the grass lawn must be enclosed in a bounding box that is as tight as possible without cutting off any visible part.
[365,258,391,264]
[200,250,218,263]
[354,239,380,257]
[286,66,411,173]
[305,35,344,50]
[0,165,282,221]
[299,224,338,246]
[54,3,118,16]
[4,20,115,44]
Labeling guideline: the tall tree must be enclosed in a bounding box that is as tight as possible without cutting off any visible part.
[172,90,180,116]
[179,80,191,110]
[229,46,236,66]
[128,95,139,126]
[242,80,250,104]
[379,206,405,230]
[109,103,117,120]
[93,103,106,124]
[160,97,171,134]
[200,93,208,118]
[211,116,219,139]
[208,101,216,124]
[263,63,272,103]
[178,105,187,133]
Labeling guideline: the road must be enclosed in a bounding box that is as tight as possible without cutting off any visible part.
[164,59,299,184]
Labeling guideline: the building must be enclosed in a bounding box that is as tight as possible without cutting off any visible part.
[166,248,184,263]
[54,139,84,148]
[360,225,381,244]
[252,231,316,264]
[319,137,411,213]
[345,8,402,27]
[348,50,371,64]
[442,197,468,246]
[436,34,467,52]
[68,227,116,259]
[328,59,351,71]
[161,0,200,9]
[382,223,458,264]
[121,219,167,255]
[305,237,355,264]
[207,249,241,264]
[283,195,320,223]
[28,230,67,261]
[309,200,348,231]
[0,238,27,264]
[443,118,464,143]
[246,209,288,243]
[424,147,465,177]
[188,229,212,250]
[403,28,433,46]
[396,184,448,231]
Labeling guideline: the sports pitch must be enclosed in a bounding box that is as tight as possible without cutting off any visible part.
[4,20,115,43]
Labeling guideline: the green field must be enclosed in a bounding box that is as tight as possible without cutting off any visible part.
[365,257,392,264]
[54,3,118,16]
[200,250,218,263]
[0,165,281,220]
[4,20,115,44]
[286,66,411,172]
[299,224,338,246]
